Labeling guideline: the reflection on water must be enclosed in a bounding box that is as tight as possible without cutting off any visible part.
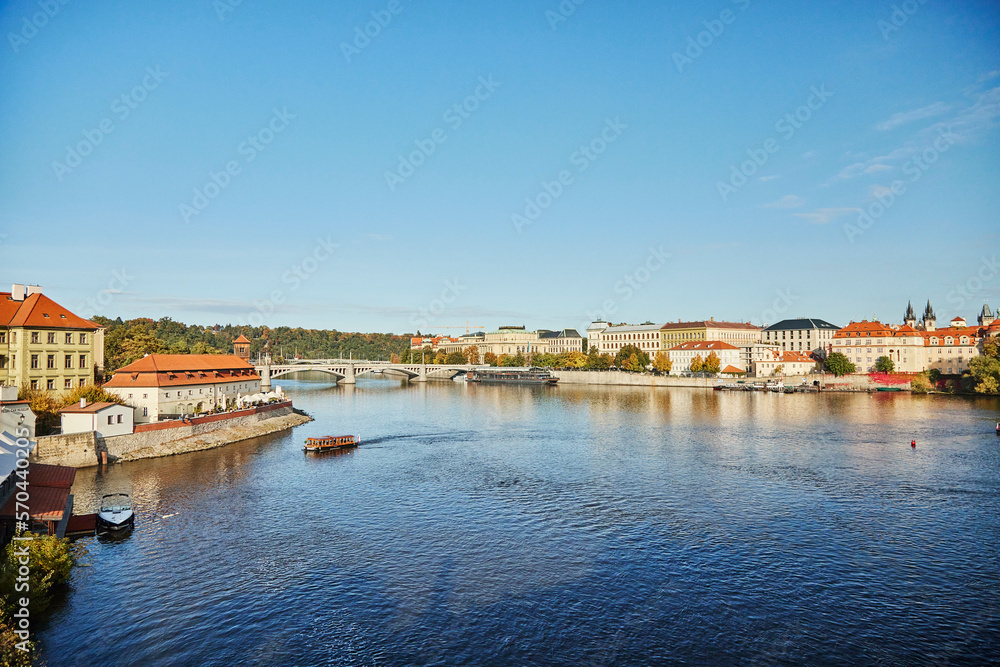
[39,379,1000,666]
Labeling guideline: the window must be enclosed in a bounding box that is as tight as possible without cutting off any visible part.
[143,407,148,417]
[143,393,148,399]
[47,354,55,369]
[79,333,87,345]
[30,354,39,369]
[46,379,54,390]
[30,380,38,389]
[165,392,170,397]
[79,379,86,387]
[65,333,73,344]
[0,332,4,344]
[47,332,55,344]
[31,332,39,344]
[108,415,114,425]
[65,354,73,368]
[79,355,87,368]
[64,379,72,389]
[117,414,123,424]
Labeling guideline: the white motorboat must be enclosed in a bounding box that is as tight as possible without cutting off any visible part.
[97,493,135,532]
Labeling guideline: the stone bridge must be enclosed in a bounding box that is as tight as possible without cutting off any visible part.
[255,360,480,388]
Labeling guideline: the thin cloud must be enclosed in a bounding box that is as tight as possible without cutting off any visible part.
[793,207,859,225]
[762,195,805,209]
[875,102,951,131]
[758,174,780,182]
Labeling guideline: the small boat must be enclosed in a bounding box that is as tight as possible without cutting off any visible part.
[304,435,359,452]
[97,493,134,533]
[466,368,558,385]
[876,387,904,392]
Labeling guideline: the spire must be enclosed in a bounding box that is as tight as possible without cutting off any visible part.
[982,302,993,318]
[904,300,916,322]
[923,300,935,320]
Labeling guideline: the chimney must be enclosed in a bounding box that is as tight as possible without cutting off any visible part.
[11,284,25,301]
[80,398,86,408]
[25,285,42,296]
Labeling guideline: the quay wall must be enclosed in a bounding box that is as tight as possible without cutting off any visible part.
[32,402,312,467]
[33,431,98,468]
[552,370,910,392]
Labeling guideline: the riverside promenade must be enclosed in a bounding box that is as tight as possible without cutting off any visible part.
[551,370,913,391]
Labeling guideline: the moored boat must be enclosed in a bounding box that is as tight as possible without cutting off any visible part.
[466,367,558,385]
[97,493,134,533]
[304,435,359,452]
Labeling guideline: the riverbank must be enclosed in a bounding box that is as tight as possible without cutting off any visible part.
[551,369,913,392]
[32,402,313,467]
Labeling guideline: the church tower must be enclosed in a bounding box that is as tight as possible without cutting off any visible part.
[903,301,917,327]
[979,302,995,327]
[922,300,936,332]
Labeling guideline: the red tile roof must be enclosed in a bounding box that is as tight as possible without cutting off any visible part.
[0,292,99,330]
[0,484,70,521]
[59,401,123,414]
[780,351,818,363]
[104,354,259,388]
[834,321,894,338]
[233,335,250,343]
[721,365,746,374]
[27,463,76,488]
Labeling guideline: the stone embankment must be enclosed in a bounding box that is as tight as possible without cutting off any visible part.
[32,402,312,468]
[552,370,912,392]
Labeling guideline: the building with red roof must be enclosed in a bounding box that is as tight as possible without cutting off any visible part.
[667,340,743,374]
[104,354,260,422]
[0,284,104,393]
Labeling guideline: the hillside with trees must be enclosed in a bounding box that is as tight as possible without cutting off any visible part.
[94,316,412,374]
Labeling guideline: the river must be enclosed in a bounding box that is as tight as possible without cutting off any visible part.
[37,379,1000,665]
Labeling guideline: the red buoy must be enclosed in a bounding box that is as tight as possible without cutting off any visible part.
[911,440,916,448]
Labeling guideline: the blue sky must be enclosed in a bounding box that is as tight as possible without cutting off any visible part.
[1,0,998,335]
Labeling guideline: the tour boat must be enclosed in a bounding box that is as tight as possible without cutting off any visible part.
[466,368,558,385]
[304,435,359,452]
[97,493,134,533]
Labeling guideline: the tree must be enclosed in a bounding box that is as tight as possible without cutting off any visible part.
[433,350,447,365]
[463,346,480,364]
[445,350,466,365]
[484,352,499,366]
[614,344,649,371]
[824,352,856,377]
[968,356,1000,394]
[511,352,526,367]
[16,387,62,436]
[497,354,516,367]
[622,353,641,372]
[772,364,784,377]
[564,351,588,369]
[875,356,895,373]
[652,351,672,374]
[690,354,704,373]
[702,352,721,374]
[982,337,999,360]
[910,373,932,394]
[61,384,125,408]
[390,353,401,363]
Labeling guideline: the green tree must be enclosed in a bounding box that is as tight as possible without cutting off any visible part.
[910,373,932,394]
[433,350,447,365]
[445,350,466,365]
[614,345,649,371]
[927,368,942,385]
[875,356,895,373]
[511,352,526,367]
[16,387,62,436]
[968,356,1000,394]
[702,352,721,374]
[690,354,704,373]
[982,337,999,359]
[824,352,856,377]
